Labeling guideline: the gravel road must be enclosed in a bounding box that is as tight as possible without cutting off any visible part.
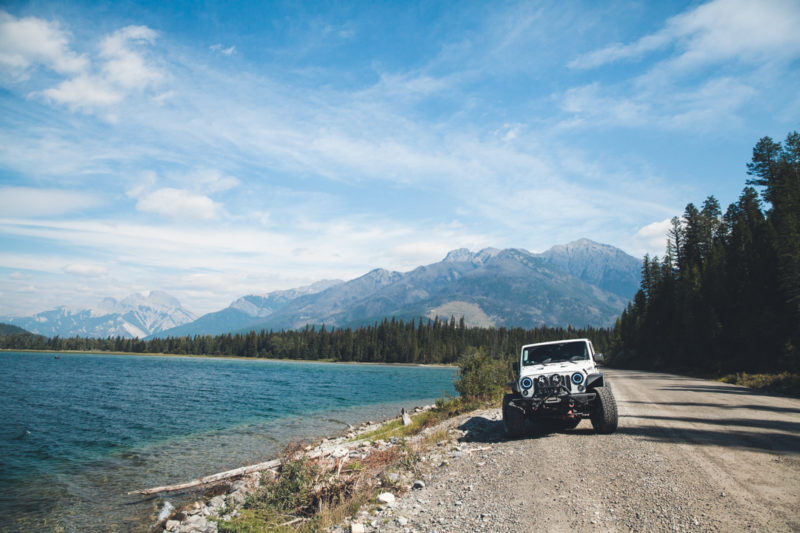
[363,369,800,532]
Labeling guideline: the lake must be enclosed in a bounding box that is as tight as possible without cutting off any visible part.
[0,351,457,532]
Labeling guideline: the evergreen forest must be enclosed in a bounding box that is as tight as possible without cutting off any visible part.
[0,316,612,365]
[611,131,800,374]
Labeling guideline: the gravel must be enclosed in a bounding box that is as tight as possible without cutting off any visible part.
[347,369,800,532]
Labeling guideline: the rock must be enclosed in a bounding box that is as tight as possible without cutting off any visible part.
[396,516,409,526]
[165,520,180,532]
[412,480,425,490]
[157,501,175,523]
[378,492,396,504]
[207,495,225,514]
[229,490,247,505]
[179,514,217,533]
[350,524,366,533]
[388,472,401,483]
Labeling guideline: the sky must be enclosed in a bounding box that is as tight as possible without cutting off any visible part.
[1,0,799,317]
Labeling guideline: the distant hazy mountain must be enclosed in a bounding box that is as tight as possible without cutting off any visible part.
[160,239,640,335]
[4,291,196,339]
[151,280,342,338]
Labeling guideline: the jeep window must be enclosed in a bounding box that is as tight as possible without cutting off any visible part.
[523,341,589,365]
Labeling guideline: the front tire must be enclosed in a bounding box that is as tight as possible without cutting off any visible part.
[502,394,526,438]
[590,386,618,434]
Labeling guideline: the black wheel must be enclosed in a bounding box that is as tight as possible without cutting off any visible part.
[590,386,618,434]
[502,394,526,438]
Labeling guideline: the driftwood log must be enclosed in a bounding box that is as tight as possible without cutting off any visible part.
[128,458,281,495]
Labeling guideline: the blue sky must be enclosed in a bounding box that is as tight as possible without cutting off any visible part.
[1,0,799,317]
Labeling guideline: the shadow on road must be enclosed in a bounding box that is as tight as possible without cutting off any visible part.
[621,400,800,415]
[657,384,756,395]
[616,424,800,454]
[620,413,800,433]
[452,413,800,454]
[454,415,596,443]
[455,415,506,443]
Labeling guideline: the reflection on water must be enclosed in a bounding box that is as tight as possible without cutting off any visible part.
[0,352,456,532]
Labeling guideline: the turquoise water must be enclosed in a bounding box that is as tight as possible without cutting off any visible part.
[0,351,456,532]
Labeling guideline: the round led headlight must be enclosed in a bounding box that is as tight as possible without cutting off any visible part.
[571,372,584,385]
[550,374,561,386]
[520,377,533,390]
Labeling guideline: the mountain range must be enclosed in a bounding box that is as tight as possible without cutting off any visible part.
[2,291,196,339]
[3,239,642,339]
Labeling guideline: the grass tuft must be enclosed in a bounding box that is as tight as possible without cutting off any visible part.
[719,371,800,395]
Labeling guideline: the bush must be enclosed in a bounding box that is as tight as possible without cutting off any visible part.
[719,371,800,395]
[453,347,507,401]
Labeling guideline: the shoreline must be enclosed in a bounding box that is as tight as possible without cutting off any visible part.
[149,400,463,533]
[0,348,456,368]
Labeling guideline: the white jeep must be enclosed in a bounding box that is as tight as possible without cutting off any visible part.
[502,338,618,437]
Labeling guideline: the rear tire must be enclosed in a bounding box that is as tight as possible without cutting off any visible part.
[590,386,618,434]
[502,394,526,438]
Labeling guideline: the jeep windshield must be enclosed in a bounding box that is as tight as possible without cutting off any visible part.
[522,341,589,365]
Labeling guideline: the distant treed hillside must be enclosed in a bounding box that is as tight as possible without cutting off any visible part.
[611,131,800,374]
[0,317,613,365]
[0,323,30,335]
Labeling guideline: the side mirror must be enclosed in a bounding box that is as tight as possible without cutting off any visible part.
[512,362,519,374]
[594,353,604,363]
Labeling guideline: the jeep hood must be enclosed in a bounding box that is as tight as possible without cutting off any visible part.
[520,360,594,376]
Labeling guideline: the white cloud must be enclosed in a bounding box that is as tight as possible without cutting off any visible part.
[558,76,757,132]
[0,10,87,79]
[570,0,800,71]
[134,188,223,220]
[100,25,161,90]
[31,22,161,112]
[210,43,235,55]
[633,218,673,257]
[189,169,240,193]
[0,187,102,216]
[63,263,108,277]
[41,74,123,109]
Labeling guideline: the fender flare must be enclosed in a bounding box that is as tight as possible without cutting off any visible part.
[585,373,604,389]
[506,380,520,393]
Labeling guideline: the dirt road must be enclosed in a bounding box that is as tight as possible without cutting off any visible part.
[369,369,800,532]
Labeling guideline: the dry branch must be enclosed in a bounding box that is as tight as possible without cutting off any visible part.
[127,458,281,495]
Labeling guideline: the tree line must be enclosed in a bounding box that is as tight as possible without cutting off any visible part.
[0,315,613,365]
[611,131,800,374]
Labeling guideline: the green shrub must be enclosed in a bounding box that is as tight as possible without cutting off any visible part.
[719,371,800,395]
[453,347,507,401]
